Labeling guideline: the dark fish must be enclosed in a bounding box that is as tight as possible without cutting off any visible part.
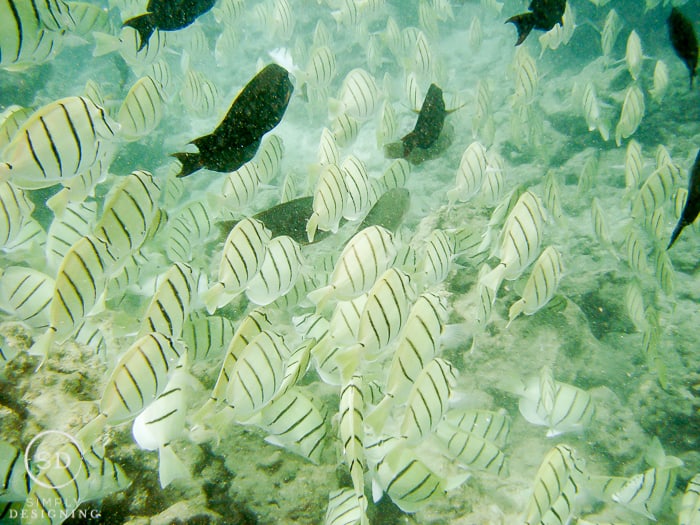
[668,7,698,88]
[251,196,330,245]
[506,0,566,46]
[357,188,410,235]
[123,0,216,51]
[173,64,293,178]
[668,149,700,249]
[399,84,447,158]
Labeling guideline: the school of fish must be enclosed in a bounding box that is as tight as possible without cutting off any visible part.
[0,0,698,524]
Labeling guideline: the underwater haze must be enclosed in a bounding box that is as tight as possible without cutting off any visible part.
[0,0,699,524]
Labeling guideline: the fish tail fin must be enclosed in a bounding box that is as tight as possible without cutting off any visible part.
[506,13,535,46]
[76,413,108,447]
[158,444,189,489]
[171,152,202,178]
[122,13,154,52]
[507,300,525,327]
[666,221,685,250]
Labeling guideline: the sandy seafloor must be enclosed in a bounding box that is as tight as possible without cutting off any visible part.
[0,0,699,523]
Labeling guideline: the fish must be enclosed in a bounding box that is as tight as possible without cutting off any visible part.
[93,169,161,263]
[614,84,645,147]
[668,7,698,88]
[447,140,489,206]
[0,106,32,152]
[255,134,284,184]
[0,266,54,329]
[138,262,195,340]
[77,331,185,444]
[341,155,372,220]
[581,82,609,141]
[444,408,511,449]
[506,0,566,46]
[165,200,217,263]
[0,96,118,190]
[324,488,368,525]
[203,218,271,313]
[600,8,621,58]
[524,444,586,525]
[668,150,700,249]
[419,229,455,287]
[331,68,380,121]
[625,30,644,81]
[132,364,194,488]
[21,441,130,524]
[117,75,164,140]
[0,441,28,502]
[678,473,700,525]
[173,64,293,178]
[255,388,327,464]
[518,366,594,437]
[306,164,348,242]
[508,245,564,324]
[307,225,397,308]
[357,187,410,234]
[182,313,235,361]
[220,162,261,215]
[649,60,669,102]
[180,68,219,119]
[388,83,449,159]
[339,375,367,504]
[122,0,216,52]
[0,181,34,250]
[434,420,508,476]
[399,357,457,444]
[245,235,304,306]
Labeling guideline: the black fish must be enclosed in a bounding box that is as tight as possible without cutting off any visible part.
[400,84,447,158]
[668,149,700,249]
[506,0,566,46]
[357,188,410,235]
[173,64,293,178]
[123,0,216,51]
[668,7,698,88]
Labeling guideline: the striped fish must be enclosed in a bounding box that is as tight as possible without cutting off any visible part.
[333,68,380,121]
[631,164,677,220]
[447,141,488,206]
[165,200,217,264]
[601,9,621,57]
[307,164,348,242]
[590,197,614,252]
[625,30,643,81]
[519,366,594,437]
[324,488,368,525]
[649,60,669,102]
[94,169,161,263]
[212,0,244,23]
[482,150,505,204]
[581,82,609,141]
[203,217,271,313]
[475,263,495,329]
[45,157,108,215]
[0,0,72,69]
[193,308,272,424]
[419,229,454,287]
[181,68,219,119]
[508,246,564,324]
[652,248,674,296]
[372,441,449,513]
[434,420,507,475]
[30,234,116,358]
[214,26,237,66]
[339,374,366,502]
[305,45,336,88]
[0,441,29,502]
[225,330,290,420]
[444,408,511,449]
[138,262,195,340]
[624,139,643,194]
[511,47,538,108]
[578,154,598,195]
[0,106,32,151]
[376,101,397,148]
[524,445,586,525]
[21,440,130,525]
[543,170,564,223]
[0,266,54,328]
[117,75,164,140]
[255,134,283,184]
[220,161,261,214]
[624,228,648,276]
[182,313,235,361]
[257,387,327,464]
[317,127,340,168]
[380,159,410,191]
[0,96,118,190]
[615,84,644,147]
[78,331,185,444]
[469,15,483,50]
[308,225,396,308]
[246,235,304,306]
[146,58,172,97]
[341,155,371,220]
[354,267,415,361]
[132,365,191,488]
[0,180,34,249]
[625,281,647,332]
[45,200,96,271]
[611,464,680,519]
[400,357,457,444]
[679,474,700,525]
[483,190,547,294]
